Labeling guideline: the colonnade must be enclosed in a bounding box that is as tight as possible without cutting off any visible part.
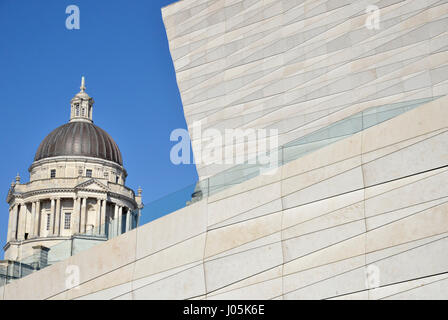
[7,197,136,242]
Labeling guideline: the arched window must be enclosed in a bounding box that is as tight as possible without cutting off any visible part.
[81,108,85,116]
[75,104,80,116]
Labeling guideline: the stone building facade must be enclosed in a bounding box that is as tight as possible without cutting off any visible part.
[3,78,143,268]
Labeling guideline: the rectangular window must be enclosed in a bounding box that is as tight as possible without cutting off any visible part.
[46,214,51,231]
[64,213,71,230]
[50,169,56,178]
[116,176,119,184]
[86,169,92,177]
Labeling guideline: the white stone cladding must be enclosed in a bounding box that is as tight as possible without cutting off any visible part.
[162,0,448,180]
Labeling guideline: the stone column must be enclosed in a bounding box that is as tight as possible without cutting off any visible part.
[30,202,36,238]
[34,200,41,237]
[80,197,87,234]
[54,198,61,236]
[17,203,27,240]
[11,204,19,240]
[50,198,55,235]
[126,208,131,232]
[113,204,119,238]
[7,206,13,242]
[95,199,101,234]
[15,204,21,239]
[118,206,123,235]
[100,200,107,236]
[73,197,81,234]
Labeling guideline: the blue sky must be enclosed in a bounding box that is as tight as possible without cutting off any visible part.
[0,0,198,248]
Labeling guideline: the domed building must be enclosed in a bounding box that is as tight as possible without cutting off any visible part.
[3,77,143,272]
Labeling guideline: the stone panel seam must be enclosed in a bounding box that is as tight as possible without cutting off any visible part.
[44,230,207,300]
[282,217,366,243]
[181,37,444,115]
[111,261,204,300]
[207,273,284,299]
[283,259,368,298]
[128,213,140,300]
[280,160,286,300]
[174,1,430,79]
[283,235,448,299]
[365,201,448,236]
[207,206,282,231]
[378,272,448,299]
[367,232,448,264]
[284,199,448,263]
[184,84,439,133]
[207,180,281,204]
[172,0,405,70]
[361,127,448,163]
[366,195,448,222]
[183,88,435,138]
[365,163,448,190]
[280,163,448,215]
[284,231,366,265]
[328,269,448,300]
[282,165,363,199]
[360,125,369,299]
[283,200,364,233]
[202,218,209,298]
[204,236,281,264]
[205,261,284,297]
[362,127,448,167]
[74,259,204,300]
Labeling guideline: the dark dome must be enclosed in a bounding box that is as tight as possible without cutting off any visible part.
[34,121,123,165]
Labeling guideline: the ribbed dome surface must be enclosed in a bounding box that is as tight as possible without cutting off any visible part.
[34,121,123,165]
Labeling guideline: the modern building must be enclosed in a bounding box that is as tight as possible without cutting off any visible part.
[1,0,448,299]
[1,78,143,277]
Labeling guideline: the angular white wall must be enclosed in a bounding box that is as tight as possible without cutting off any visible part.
[162,0,448,180]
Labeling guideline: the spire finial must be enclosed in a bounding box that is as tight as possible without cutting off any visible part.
[70,76,94,123]
[80,76,86,92]
[15,172,21,183]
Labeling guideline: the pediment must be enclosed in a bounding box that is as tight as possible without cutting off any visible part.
[75,179,109,192]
